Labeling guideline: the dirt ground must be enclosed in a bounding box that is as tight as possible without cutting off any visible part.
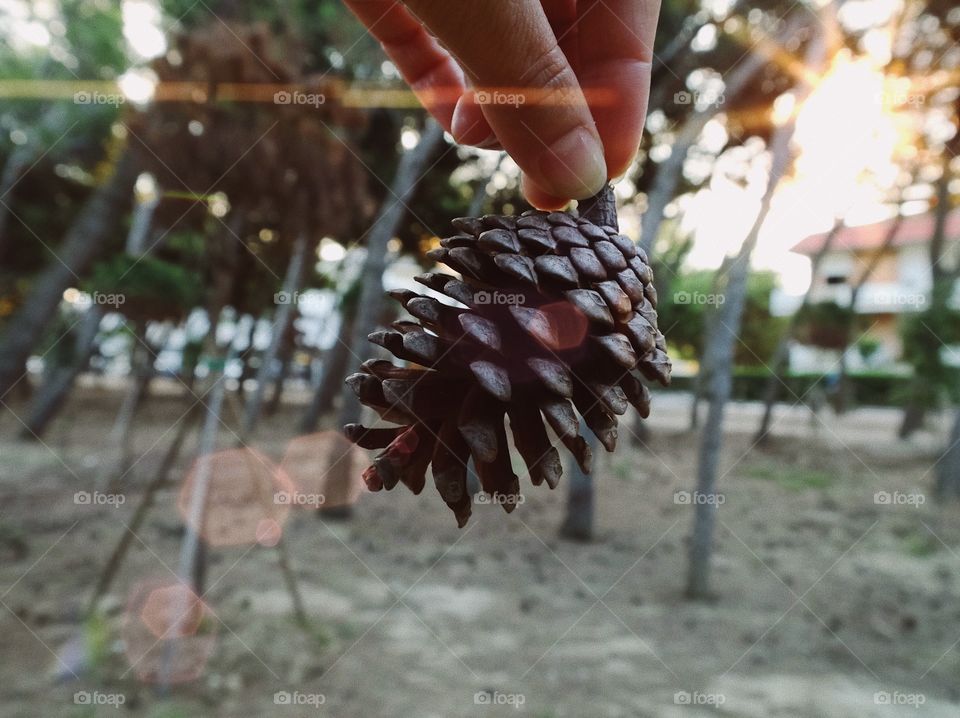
[1,383,959,717]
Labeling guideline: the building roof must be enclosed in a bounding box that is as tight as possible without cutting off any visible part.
[792,209,960,256]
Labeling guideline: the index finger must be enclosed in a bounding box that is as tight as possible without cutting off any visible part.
[344,0,465,131]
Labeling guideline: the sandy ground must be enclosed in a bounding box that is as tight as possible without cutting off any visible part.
[0,383,958,717]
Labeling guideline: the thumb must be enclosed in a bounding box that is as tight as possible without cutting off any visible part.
[404,0,607,201]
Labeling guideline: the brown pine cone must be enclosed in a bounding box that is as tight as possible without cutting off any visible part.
[344,187,671,526]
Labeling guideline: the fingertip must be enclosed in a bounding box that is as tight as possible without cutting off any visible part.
[522,173,572,211]
[451,92,497,147]
[536,125,608,201]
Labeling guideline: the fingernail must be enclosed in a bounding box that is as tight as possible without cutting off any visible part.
[538,126,607,200]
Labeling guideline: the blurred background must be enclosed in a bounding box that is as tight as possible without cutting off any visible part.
[0,0,959,715]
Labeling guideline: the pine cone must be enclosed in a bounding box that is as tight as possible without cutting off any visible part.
[344,187,671,526]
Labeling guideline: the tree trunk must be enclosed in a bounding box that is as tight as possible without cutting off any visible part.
[754,218,843,442]
[17,306,105,438]
[264,335,295,417]
[638,24,795,255]
[20,184,161,442]
[835,213,904,413]
[899,143,959,438]
[0,149,138,399]
[104,320,171,488]
[159,342,234,691]
[936,409,960,499]
[686,11,828,600]
[687,256,730,431]
[337,119,446,427]
[0,144,35,262]
[559,418,599,542]
[241,230,311,436]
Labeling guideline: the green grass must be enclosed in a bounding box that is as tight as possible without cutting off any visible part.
[903,532,940,558]
[744,465,834,491]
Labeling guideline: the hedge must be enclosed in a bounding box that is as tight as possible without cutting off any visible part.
[664,369,923,407]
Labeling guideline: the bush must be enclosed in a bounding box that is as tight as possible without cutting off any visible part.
[665,368,917,407]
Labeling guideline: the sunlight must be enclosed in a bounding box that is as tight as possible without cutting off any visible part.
[686,47,907,296]
[757,53,902,288]
[123,0,166,60]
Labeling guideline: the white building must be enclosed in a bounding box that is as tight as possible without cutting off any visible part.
[772,210,960,370]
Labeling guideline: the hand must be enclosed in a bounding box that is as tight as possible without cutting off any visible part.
[345,0,660,209]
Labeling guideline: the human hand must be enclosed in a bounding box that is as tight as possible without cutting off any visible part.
[345,0,660,209]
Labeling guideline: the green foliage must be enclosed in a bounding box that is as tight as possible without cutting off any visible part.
[667,368,915,407]
[903,531,940,558]
[83,612,112,677]
[857,337,882,362]
[84,255,202,321]
[794,301,853,350]
[656,268,786,366]
[899,295,960,408]
[60,0,127,78]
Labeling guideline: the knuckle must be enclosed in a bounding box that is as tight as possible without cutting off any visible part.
[522,43,573,94]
